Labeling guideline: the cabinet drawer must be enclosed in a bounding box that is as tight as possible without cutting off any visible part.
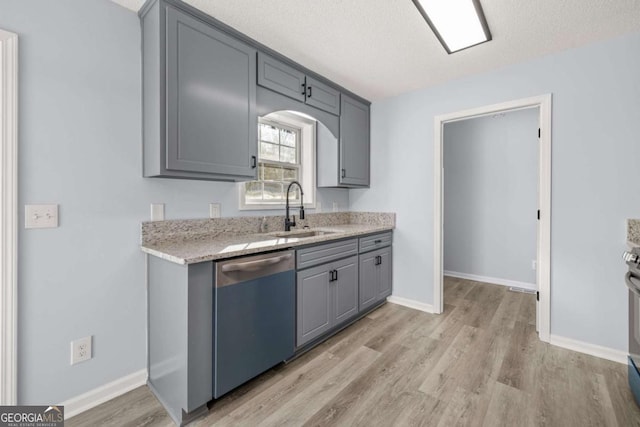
[359,232,392,253]
[297,239,358,270]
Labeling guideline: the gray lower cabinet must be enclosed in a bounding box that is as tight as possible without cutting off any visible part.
[147,257,213,425]
[257,52,341,116]
[340,95,370,186]
[359,246,392,311]
[297,255,358,347]
[142,2,258,181]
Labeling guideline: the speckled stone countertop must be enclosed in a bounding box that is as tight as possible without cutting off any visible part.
[141,212,395,265]
[629,219,640,247]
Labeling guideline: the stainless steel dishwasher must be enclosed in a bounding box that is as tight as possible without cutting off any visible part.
[214,249,295,398]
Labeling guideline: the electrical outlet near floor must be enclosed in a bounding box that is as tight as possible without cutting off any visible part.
[71,336,92,365]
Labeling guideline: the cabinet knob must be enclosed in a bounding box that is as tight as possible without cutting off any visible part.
[307,86,312,98]
[251,155,257,168]
[301,82,306,96]
[341,169,346,178]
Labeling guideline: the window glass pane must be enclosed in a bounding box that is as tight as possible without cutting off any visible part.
[280,129,296,147]
[280,146,296,164]
[260,142,279,162]
[262,164,283,181]
[282,167,298,181]
[260,124,279,143]
[263,182,284,201]
[244,182,263,202]
[285,185,301,201]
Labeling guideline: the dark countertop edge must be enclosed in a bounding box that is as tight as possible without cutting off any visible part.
[141,226,395,265]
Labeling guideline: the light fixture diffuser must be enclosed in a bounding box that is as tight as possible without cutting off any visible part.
[412,0,492,54]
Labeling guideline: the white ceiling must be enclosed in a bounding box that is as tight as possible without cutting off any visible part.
[112,0,640,101]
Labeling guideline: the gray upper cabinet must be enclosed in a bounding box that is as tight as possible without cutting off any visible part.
[339,95,370,186]
[257,53,340,116]
[142,1,257,181]
[305,77,341,116]
[317,94,370,188]
[257,53,306,103]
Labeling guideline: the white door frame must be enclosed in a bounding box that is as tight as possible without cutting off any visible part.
[433,94,552,342]
[0,29,19,405]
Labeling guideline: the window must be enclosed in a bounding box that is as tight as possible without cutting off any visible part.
[240,112,315,209]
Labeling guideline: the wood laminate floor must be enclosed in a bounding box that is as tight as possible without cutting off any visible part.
[68,277,640,426]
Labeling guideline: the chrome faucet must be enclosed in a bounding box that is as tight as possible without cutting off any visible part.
[284,181,305,231]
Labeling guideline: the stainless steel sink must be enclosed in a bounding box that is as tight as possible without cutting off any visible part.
[271,230,337,239]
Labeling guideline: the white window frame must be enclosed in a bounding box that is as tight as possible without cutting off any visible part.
[0,28,18,406]
[239,111,316,210]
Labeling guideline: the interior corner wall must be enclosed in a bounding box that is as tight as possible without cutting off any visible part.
[350,30,640,351]
[443,109,538,285]
[0,0,348,405]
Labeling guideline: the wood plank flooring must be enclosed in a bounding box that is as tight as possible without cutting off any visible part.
[68,277,640,426]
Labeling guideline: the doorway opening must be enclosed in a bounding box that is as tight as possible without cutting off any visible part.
[433,95,551,342]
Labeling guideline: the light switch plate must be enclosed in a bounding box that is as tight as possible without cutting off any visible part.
[209,203,221,218]
[25,204,58,229]
[150,204,165,221]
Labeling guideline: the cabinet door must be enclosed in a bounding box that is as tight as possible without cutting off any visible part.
[333,256,359,324]
[339,95,370,186]
[297,265,332,347]
[166,7,257,177]
[377,248,393,300]
[257,53,306,103]
[305,77,341,116]
[359,252,378,312]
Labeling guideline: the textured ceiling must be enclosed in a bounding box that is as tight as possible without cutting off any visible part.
[112,0,640,101]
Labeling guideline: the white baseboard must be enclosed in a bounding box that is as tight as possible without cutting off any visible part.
[444,271,536,291]
[387,296,435,313]
[549,334,627,365]
[60,369,147,419]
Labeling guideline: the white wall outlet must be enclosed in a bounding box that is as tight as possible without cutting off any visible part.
[150,203,165,221]
[209,203,221,218]
[532,260,537,270]
[332,202,338,212]
[70,336,92,365]
[316,202,322,212]
[25,204,58,229]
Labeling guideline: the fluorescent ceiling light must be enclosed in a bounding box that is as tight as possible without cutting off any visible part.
[412,0,492,53]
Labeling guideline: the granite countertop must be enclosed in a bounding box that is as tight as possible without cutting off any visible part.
[629,219,640,249]
[140,212,395,265]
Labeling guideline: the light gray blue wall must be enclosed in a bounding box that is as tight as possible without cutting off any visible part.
[0,0,348,405]
[351,30,640,351]
[443,109,538,284]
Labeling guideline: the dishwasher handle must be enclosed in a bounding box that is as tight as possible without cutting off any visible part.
[216,250,295,287]
[222,253,293,273]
